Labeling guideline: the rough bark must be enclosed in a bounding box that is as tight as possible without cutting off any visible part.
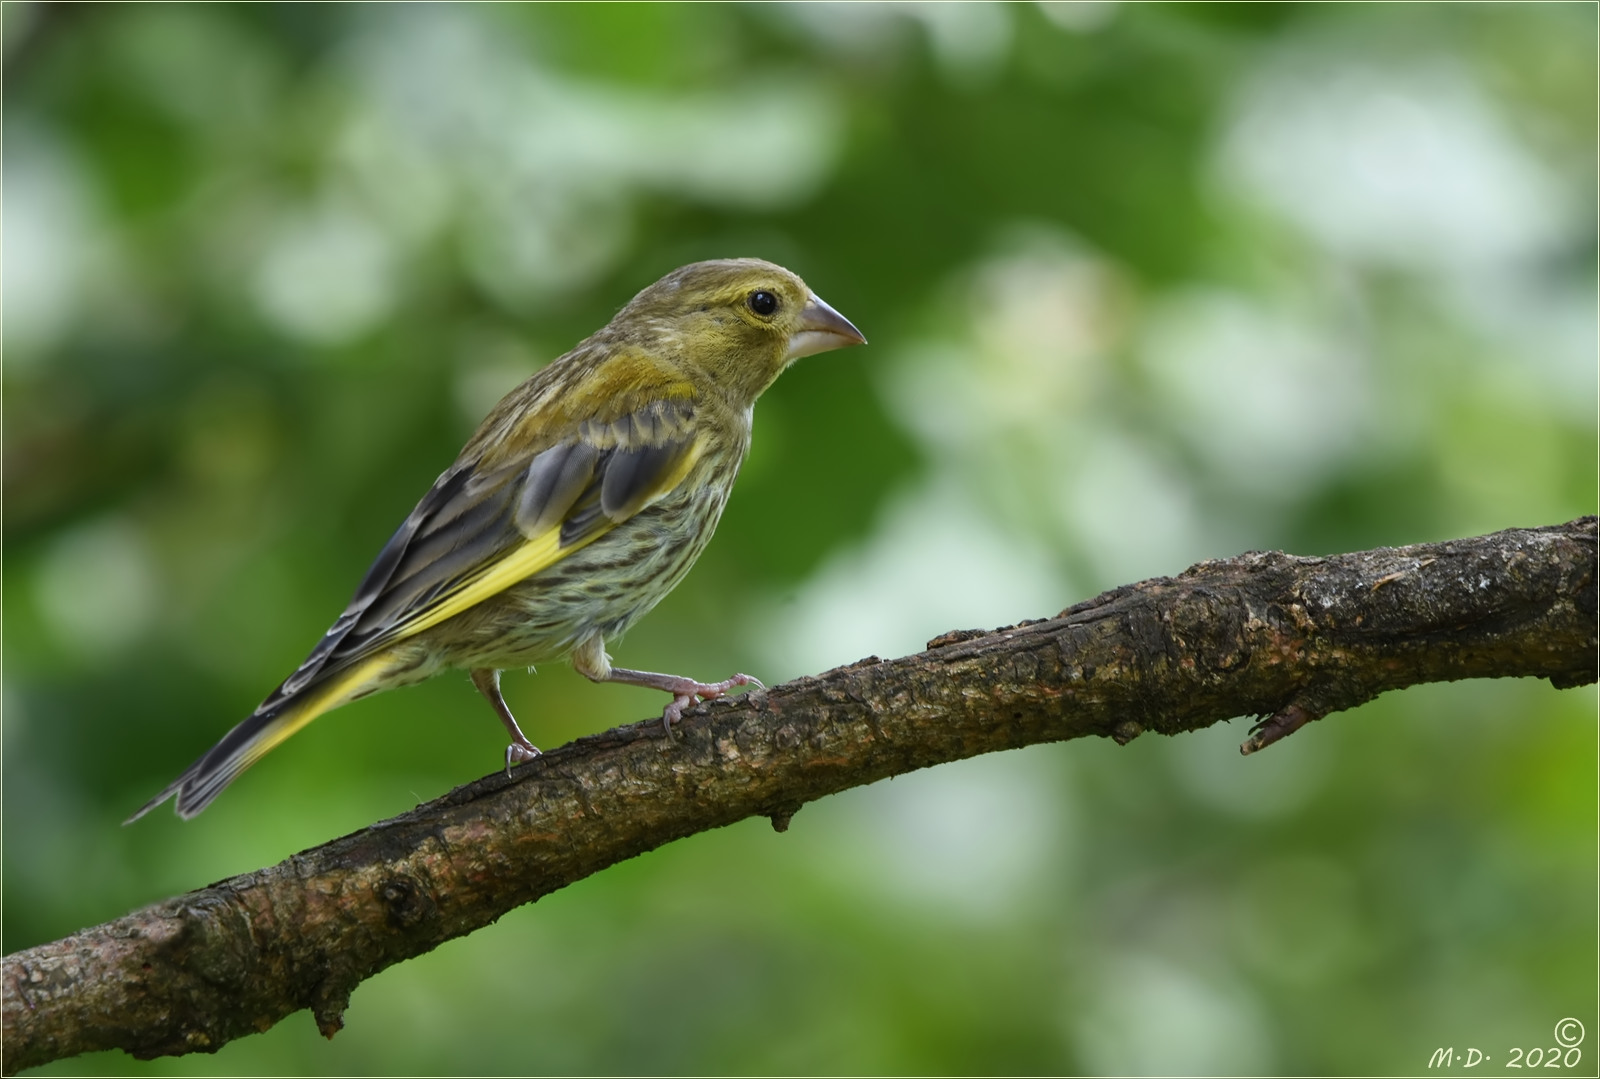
[4,519,1595,1072]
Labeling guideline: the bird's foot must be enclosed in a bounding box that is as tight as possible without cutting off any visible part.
[592,663,764,736]
[659,673,763,734]
[504,740,543,775]
[476,669,543,776]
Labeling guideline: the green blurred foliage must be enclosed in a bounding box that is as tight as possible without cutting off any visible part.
[4,2,1594,1075]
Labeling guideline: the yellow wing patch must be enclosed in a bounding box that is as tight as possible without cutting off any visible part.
[238,651,404,770]
[398,525,572,640]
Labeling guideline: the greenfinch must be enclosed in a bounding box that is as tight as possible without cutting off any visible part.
[130,259,865,820]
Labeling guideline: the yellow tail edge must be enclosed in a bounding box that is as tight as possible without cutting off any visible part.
[126,652,401,822]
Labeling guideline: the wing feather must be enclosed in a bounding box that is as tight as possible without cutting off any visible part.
[515,441,600,536]
[258,390,702,711]
[602,441,683,519]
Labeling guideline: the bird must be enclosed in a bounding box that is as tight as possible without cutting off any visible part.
[128,258,865,821]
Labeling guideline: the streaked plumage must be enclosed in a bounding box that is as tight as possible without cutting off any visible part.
[130,259,865,820]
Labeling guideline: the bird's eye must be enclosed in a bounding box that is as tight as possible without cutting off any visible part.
[747,290,778,316]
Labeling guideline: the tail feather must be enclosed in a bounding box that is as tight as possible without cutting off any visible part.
[124,709,286,822]
[126,653,398,822]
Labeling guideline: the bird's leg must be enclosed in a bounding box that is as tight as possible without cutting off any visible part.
[569,636,761,735]
[471,668,542,774]
[606,667,764,734]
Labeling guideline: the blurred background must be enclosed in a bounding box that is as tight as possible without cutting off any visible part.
[4,2,1595,1074]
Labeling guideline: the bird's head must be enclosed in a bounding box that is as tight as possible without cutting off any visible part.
[617,258,866,406]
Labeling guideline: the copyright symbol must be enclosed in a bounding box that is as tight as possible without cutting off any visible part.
[1554,1018,1585,1049]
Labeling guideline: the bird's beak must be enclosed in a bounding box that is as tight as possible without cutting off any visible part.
[786,293,867,361]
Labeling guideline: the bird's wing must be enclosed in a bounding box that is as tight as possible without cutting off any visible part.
[256,387,703,712]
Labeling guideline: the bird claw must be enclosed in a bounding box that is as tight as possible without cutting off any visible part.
[504,741,542,776]
[658,673,762,735]
[661,695,691,735]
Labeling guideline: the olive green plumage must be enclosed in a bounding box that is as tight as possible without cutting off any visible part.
[130,258,865,820]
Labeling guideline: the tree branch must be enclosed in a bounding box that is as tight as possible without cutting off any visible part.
[4,519,1595,1072]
